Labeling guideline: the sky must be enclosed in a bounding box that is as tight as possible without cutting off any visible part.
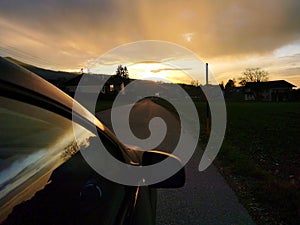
[0,0,300,87]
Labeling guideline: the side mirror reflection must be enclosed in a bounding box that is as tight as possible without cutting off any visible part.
[142,150,185,188]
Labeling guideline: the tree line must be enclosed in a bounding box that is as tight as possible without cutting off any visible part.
[220,67,269,91]
[190,67,269,89]
[115,65,269,92]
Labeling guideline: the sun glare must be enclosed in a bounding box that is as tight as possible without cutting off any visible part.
[128,62,192,84]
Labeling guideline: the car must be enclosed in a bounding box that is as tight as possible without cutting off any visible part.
[0,57,185,225]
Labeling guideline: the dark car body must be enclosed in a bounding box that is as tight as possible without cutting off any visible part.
[0,57,184,225]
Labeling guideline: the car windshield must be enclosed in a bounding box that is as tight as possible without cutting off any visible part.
[0,96,96,221]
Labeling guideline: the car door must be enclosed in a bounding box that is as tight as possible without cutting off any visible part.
[0,95,143,225]
[0,58,145,225]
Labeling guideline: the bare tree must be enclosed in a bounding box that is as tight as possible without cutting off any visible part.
[239,68,269,86]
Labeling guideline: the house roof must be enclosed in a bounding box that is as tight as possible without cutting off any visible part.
[244,80,296,89]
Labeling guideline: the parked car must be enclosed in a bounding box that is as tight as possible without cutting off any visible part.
[0,57,185,225]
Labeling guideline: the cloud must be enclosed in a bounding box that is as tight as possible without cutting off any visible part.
[1,1,300,50]
[151,68,192,73]
[286,66,300,73]
[0,0,300,84]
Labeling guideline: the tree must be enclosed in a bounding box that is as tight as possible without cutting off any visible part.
[239,68,269,86]
[115,65,129,79]
[225,79,236,91]
[224,79,237,99]
[191,80,199,87]
[116,65,124,77]
[123,66,129,79]
[219,81,225,91]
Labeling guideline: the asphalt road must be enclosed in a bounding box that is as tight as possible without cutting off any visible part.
[96,99,255,225]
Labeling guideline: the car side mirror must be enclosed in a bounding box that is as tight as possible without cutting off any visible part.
[142,150,185,188]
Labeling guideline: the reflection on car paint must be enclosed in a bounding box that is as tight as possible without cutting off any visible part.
[0,97,95,221]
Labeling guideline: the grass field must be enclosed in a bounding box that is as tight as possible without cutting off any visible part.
[96,98,299,224]
[153,99,299,225]
[95,100,115,112]
[213,102,300,225]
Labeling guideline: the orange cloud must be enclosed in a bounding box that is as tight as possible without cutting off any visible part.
[0,0,299,86]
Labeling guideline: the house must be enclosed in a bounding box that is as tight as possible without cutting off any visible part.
[244,80,296,101]
[62,74,125,97]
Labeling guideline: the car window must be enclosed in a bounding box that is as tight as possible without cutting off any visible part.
[0,96,95,220]
[0,97,135,224]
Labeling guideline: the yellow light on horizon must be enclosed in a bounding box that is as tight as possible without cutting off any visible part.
[128,62,193,84]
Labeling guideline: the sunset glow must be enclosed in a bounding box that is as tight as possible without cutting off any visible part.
[127,62,193,84]
[0,0,299,87]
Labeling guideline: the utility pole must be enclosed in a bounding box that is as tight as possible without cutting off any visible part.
[206,63,210,136]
